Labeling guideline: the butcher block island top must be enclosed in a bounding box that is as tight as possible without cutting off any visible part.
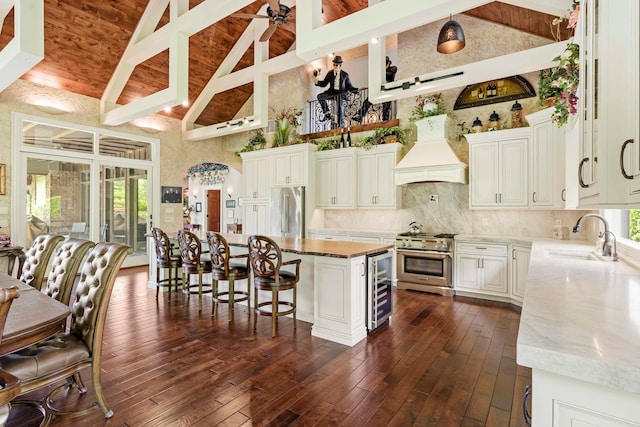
[199,233,394,258]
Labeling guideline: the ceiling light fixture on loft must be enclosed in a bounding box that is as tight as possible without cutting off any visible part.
[437,14,465,54]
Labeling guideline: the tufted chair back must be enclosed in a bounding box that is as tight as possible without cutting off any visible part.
[42,239,95,305]
[19,233,65,290]
[70,242,131,353]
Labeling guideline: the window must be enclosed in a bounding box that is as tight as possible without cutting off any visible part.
[604,210,640,268]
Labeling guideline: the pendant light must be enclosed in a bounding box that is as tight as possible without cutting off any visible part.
[437,15,465,54]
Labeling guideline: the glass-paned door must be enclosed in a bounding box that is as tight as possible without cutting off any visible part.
[25,157,91,246]
[101,165,149,264]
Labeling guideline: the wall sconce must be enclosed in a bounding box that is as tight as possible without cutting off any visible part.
[192,188,199,199]
[489,111,500,129]
[227,187,233,198]
[472,117,483,133]
[312,66,322,78]
[437,15,465,54]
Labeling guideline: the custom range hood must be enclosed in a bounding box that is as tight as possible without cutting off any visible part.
[395,114,468,185]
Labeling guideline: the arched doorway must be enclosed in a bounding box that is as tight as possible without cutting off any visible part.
[184,163,241,233]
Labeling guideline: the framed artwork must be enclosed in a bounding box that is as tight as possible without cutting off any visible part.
[0,164,5,195]
[161,186,182,203]
[453,75,536,110]
[226,199,236,208]
[195,202,202,212]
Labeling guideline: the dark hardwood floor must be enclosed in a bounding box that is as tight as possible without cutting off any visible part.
[9,266,531,426]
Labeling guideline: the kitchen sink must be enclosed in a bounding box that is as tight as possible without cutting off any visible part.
[544,249,599,261]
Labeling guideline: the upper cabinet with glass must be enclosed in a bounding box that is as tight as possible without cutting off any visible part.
[578,0,639,207]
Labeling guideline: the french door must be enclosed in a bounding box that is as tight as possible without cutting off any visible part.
[14,114,158,267]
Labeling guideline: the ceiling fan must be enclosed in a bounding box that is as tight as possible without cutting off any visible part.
[231,0,295,42]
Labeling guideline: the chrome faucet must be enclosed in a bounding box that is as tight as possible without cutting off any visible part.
[572,214,618,260]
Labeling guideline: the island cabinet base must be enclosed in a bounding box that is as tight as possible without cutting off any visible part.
[532,369,640,427]
[312,255,368,347]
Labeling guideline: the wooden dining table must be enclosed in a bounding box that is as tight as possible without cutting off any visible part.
[0,273,70,356]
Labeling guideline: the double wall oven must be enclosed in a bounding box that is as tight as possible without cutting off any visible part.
[396,233,455,296]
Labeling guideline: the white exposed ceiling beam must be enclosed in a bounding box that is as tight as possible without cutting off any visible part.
[0,0,44,93]
[182,0,301,141]
[101,0,255,126]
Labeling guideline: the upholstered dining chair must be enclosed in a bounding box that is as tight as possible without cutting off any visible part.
[42,238,95,306]
[0,242,131,425]
[19,233,65,291]
[247,235,301,337]
[206,231,250,319]
[0,286,21,427]
[177,230,212,311]
[151,227,182,299]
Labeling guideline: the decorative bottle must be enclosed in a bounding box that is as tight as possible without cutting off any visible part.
[346,127,352,147]
[339,128,345,148]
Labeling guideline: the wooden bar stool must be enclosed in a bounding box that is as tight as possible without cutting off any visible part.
[177,230,212,311]
[206,232,250,320]
[247,235,301,337]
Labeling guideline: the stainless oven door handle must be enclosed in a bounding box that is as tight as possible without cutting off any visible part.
[397,250,452,259]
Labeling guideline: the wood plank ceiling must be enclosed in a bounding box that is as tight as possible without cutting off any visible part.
[0,1,571,128]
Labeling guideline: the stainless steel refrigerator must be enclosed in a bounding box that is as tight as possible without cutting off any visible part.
[269,187,305,238]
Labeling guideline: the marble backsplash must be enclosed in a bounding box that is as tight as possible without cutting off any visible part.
[312,181,595,239]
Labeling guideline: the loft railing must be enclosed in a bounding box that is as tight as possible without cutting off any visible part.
[306,88,396,134]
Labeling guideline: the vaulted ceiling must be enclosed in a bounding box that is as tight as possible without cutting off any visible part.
[0,1,571,129]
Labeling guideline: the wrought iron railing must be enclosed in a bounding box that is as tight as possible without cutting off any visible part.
[306,88,396,133]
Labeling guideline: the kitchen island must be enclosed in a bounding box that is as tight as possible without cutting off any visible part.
[517,240,640,426]
[157,232,393,346]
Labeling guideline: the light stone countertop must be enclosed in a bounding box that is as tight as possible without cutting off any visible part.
[516,239,640,393]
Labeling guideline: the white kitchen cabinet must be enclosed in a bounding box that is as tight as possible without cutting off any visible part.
[466,128,529,208]
[455,241,508,297]
[578,0,639,206]
[532,369,640,427]
[357,144,401,208]
[312,255,368,346]
[240,152,271,202]
[272,143,316,187]
[242,203,268,236]
[316,149,356,208]
[526,108,566,208]
[510,244,530,304]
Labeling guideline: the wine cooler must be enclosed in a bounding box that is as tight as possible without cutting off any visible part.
[366,250,393,332]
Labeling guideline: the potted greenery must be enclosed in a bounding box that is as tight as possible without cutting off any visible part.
[272,106,303,147]
[409,93,446,122]
[537,68,561,108]
[234,129,267,156]
[548,41,579,127]
[362,126,407,148]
